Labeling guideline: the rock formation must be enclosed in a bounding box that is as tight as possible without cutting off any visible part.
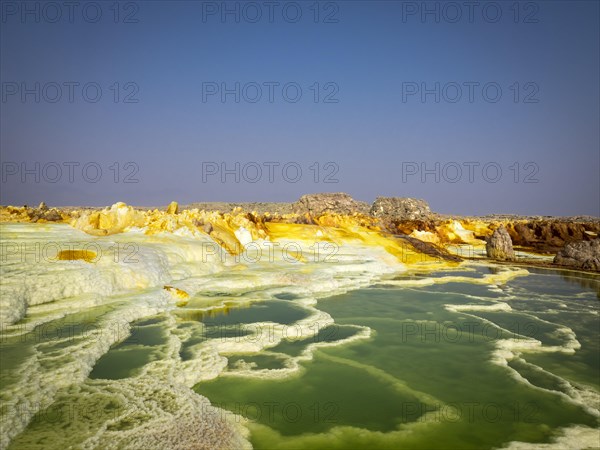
[370,197,431,220]
[554,239,600,271]
[39,208,62,222]
[71,202,145,236]
[506,221,594,252]
[486,226,515,261]
[20,204,64,223]
[167,201,179,214]
[292,193,369,217]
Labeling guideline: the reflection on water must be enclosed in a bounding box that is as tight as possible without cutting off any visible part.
[558,271,600,298]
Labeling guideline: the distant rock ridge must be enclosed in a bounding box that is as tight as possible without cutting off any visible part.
[292,193,370,216]
[370,197,431,220]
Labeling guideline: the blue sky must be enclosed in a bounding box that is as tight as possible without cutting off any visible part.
[1,0,598,215]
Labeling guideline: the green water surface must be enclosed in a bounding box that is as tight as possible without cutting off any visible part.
[197,270,599,449]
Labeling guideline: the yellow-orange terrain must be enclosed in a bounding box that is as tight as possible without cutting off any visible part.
[2,200,598,269]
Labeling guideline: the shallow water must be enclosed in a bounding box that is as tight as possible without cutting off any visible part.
[197,274,599,449]
[1,223,598,449]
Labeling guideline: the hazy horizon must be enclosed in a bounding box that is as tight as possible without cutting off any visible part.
[2,1,599,216]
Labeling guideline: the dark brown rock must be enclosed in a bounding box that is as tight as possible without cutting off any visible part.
[510,223,536,245]
[397,235,462,262]
[508,221,596,253]
[391,220,437,236]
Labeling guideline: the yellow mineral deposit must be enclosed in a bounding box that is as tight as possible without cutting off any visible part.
[163,285,190,307]
[1,201,498,269]
[460,219,496,238]
[166,201,179,214]
[71,202,145,236]
[264,220,451,267]
[57,249,97,262]
[409,230,441,244]
[435,220,484,245]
